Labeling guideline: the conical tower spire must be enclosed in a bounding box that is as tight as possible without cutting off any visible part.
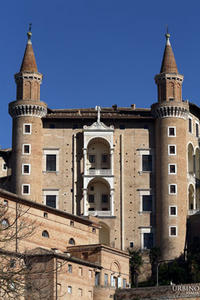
[20,24,38,73]
[160,32,178,74]
[154,31,183,103]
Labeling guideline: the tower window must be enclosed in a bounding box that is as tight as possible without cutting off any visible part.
[189,118,192,133]
[168,145,176,155]
[129,241,134,248]
[142,155,152,171]
[169,184,177,194]
[169,206,177,216]
[168,164,176,174]
[23,123,32,134]
[169,226,177,236]
[196,123,199,137]
[22,184,30,195]
[22,164,31,175]
[23,144,31,155]
[168,126,176,137]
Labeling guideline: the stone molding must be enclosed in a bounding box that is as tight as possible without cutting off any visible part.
[9,103,47,118]
[151,102,189,119]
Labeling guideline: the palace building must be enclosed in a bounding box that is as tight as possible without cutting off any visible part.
[1,28,200,298]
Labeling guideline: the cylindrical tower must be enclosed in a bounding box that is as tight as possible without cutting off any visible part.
[9,28,47,203]
[151,33,189,260]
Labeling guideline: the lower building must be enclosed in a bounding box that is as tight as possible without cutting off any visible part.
[0,188,129,299]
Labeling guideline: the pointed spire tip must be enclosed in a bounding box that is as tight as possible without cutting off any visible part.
[27,23,32,44]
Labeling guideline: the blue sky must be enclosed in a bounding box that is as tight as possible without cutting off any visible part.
[0,0,200,147]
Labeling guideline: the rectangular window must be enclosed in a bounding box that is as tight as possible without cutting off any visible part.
[101,194,108,203]
[95,272,100,286]
[169,164,176,174]
[88,291,92,298]
[129,241,134,248]
[142,195,152,212]
[89,270,92,278]
[142,155,152,171]
[101,154,108,163]
[2,163,7,170]
[46,154,56,171]
[89,155,95,163]
[3,199,8,206]
[169,226,177,236]
[46,195,56,208]
[67,286,72,294]
[22,184,30,195]
[168,145,176,155]
[23,123,32,134]
[23,144,31,155]
[123,279,127,288]
[22,164,31,175]
[68,264,72,273]
[43,190,58,209]
[168,126,176,137]
[169,184,177,194]
[169,206,177,216]
[189,118,192,133]
[143,232,153,249]
[70,220,74,227]
[79,267,83,276]
[196,123,199,137]
[88,194,95,203]
[104,273,108,286]
[78,288,83,296]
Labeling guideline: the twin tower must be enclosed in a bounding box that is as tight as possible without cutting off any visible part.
[9,29,189,260]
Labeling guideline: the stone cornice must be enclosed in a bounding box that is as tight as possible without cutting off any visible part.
[151,101,189,119]
[9,101,47,118]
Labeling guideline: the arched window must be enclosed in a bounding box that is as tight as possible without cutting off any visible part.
[69,238,75,245]
[1,219,9,229]
[42,230,49,238]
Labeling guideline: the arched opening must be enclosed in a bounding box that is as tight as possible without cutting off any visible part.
[195,148,200,179]
[99,222,110,246]
[188,143,194,174]
[1,219,9,229]
[42,230,49,238]
[188,184,195,210]
[87,178,110,214]
[69,238,75,245]
[110,261,121,288]
[195,148,200,210]
[87,138,111,173]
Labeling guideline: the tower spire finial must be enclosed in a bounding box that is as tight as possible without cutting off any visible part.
[27,23,32,44]
[165,25,170,46]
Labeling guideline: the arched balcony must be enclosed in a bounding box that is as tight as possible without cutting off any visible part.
[84,137,113,176]
[83,178,114,217]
